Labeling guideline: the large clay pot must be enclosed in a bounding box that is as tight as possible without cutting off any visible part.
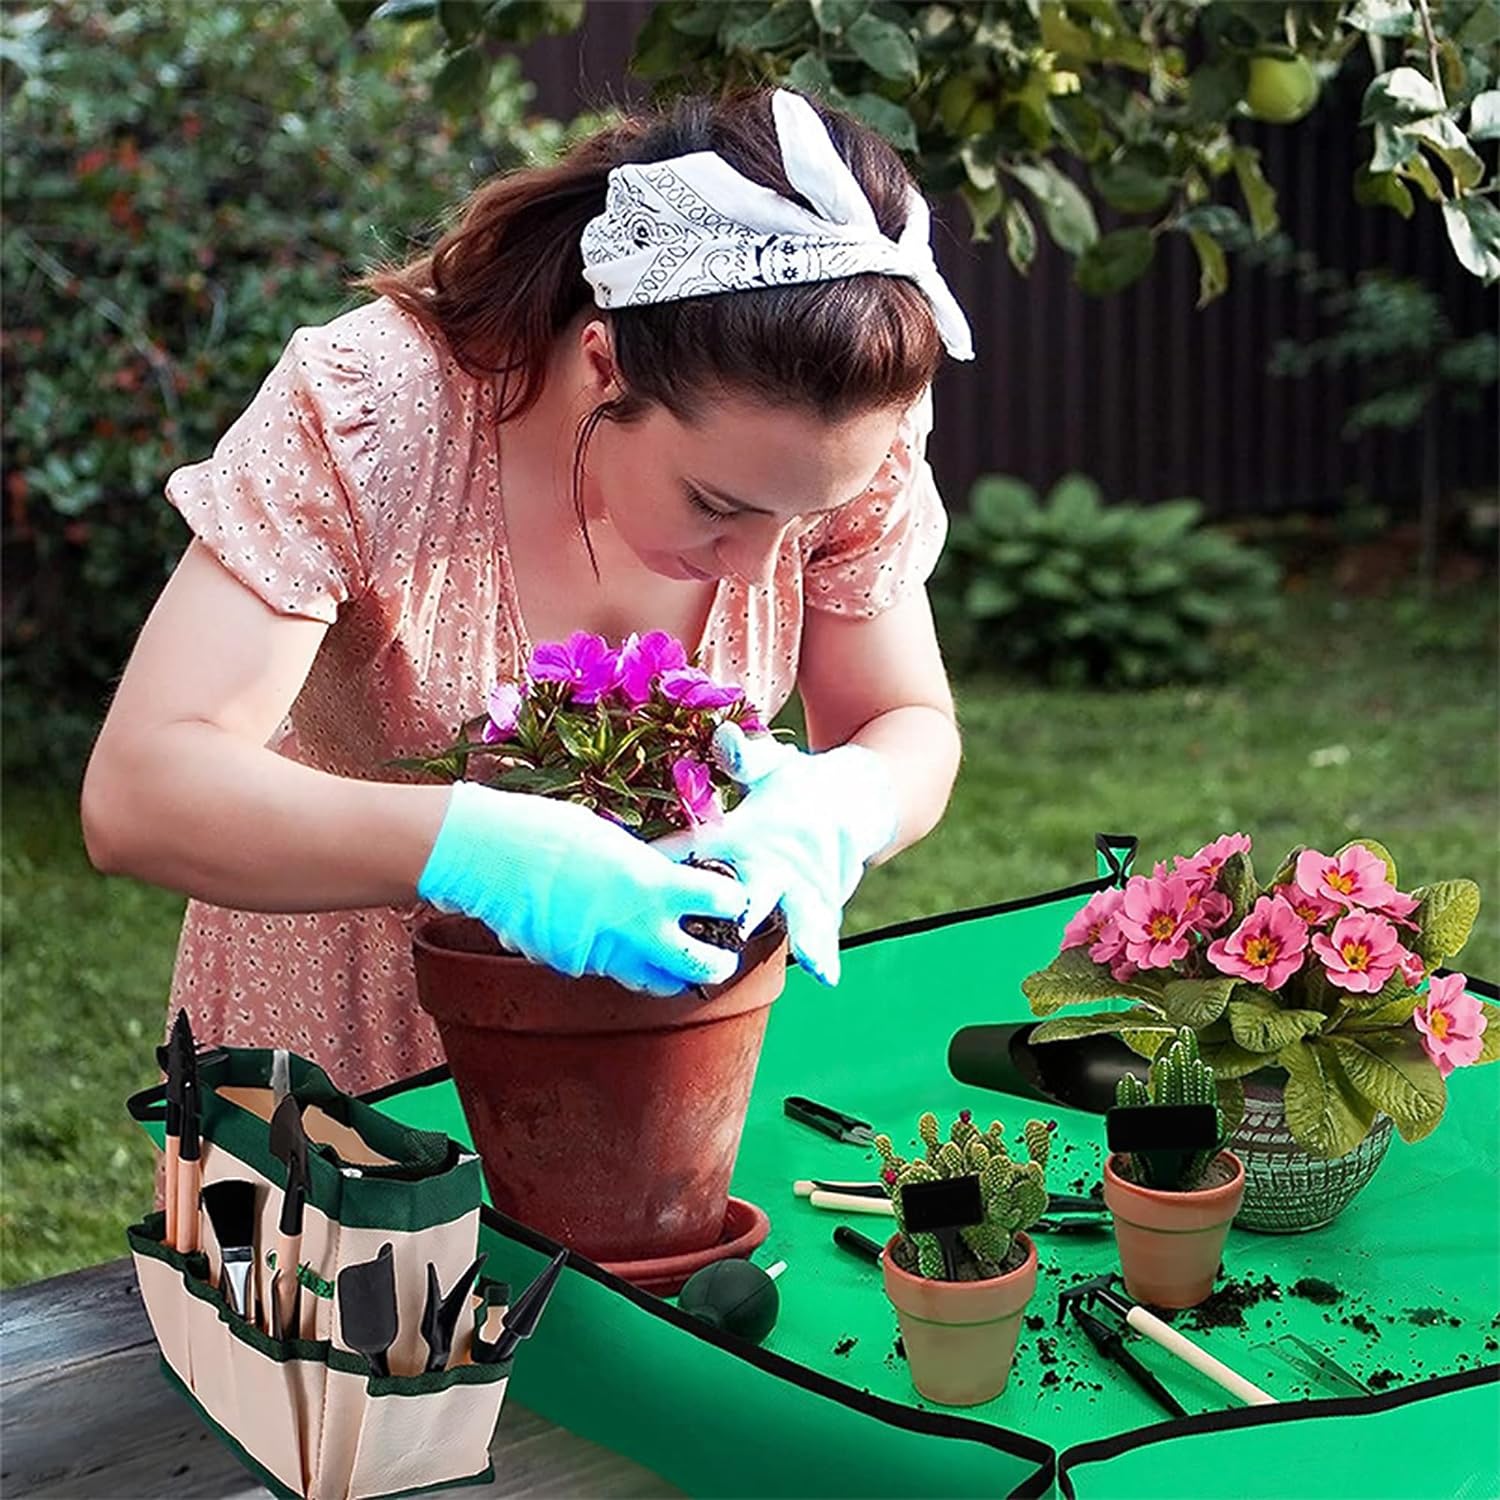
[1103,1151,1245,1309]
[881,1232,1038,1407]
[413,915,786,1274]
[1231,1071,1393,1232]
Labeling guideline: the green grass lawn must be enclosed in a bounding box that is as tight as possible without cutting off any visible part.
[3,582,1496,1287]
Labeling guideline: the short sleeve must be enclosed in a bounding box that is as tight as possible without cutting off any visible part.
[801,386,948,619]
[164,323,381,624]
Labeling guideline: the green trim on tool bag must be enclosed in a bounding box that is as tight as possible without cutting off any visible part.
[127,1050,483,1232]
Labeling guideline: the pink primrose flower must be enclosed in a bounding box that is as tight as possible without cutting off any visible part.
[1398,948,1426,989]
[480,680,524,744]
[1295,845,1398,913]
[616,630,689,708]
[528,632,622,705]
[1061,888,1126,953]
[1375,888,1422,933]
[1176,833,1253,889]
[1206,895,1310,990]
[672,756,724,826]
[1190,889,1235,936]
[1413,972,1487,1078]
[1274,882,1343,928]
[1309,910,1404,993]
[659,667,744,712]
[1118,874,1196,969]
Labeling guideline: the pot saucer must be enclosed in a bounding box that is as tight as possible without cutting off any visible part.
[600,1197,771,1297]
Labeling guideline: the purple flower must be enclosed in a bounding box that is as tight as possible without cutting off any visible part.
[672,756,723,826]
[528,631,622,705]
[481,680,524,743]
[659,667,744,712]
[617,630,688,708]
[738,708,768,734]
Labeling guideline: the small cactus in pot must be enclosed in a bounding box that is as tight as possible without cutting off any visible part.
[875,1109,1050,1407]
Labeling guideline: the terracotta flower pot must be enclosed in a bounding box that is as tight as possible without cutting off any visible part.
[881,1232,1038,1407]
[1102,1151,1245,1309]
[412,915,787,1278]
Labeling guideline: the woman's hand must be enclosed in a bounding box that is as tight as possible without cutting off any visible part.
[658,722,899,986]
[418,782,750,996]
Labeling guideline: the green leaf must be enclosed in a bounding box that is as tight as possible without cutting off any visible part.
[1007,160,1100,256]
[670,4,728,37]
[1227,991,1325,1053]
[1159,976,1235,1029]
[1406,115,1484,191]
[1031,1007,1174,1044]
[1003,198,1037,273]
[1187,228,1229,308]
[1474,1002,1500,1064]
[845,13,918,79]
[437,0,483,42]
[432,44,490,115]
[1411,879,1482,964]
[1187,55,1248,124]
[1361,66,1445,126]
[1219,850,1258,924]
[1280,1039,1379,1158]
[1345,0,1416,37]
[1442,198,1500,283]
[553,714,601,766]
[1217,1076,1246,1138]
[725,3,813,51]
[843,93,917,151]
[810,0,866,31]
[1091,146,1174,215]
[1231,146,1279,239]
[785,51,839,100]
[1341,993,1421,1030]
[1074,228,1155,295]
[1198,1027,1272,1078]
[1266,845,1306,893]
[1325,1032,1446,1143]
[1354,165,1416,218]
[1021,944,1165,1016]
[964,576,1018,619]
[1176,205,1246,241]
[370,0,438,20]
[1469,90,1500,141]
[970,475,1038,531]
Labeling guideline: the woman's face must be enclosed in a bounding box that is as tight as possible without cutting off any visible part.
[574,321,905,588]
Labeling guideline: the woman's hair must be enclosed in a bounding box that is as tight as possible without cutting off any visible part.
[353,90,943,445]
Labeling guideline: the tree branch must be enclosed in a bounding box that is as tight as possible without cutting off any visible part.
[1414,0,1447,110]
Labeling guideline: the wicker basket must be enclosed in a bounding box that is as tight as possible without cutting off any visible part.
[1230,1072,1393,1233]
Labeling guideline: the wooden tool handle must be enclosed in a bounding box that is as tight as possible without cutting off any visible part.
[164,1137,181,1249]
[807,1190,895,1217]
[1126,1306,1276,1405]
[174,1165,199,1255]
[274,1233,301,1336]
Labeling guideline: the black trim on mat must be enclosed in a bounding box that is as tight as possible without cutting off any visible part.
[1055,1364,1500,1500]
[471,1198,1057,1500]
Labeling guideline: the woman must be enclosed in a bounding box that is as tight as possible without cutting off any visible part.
[81,89,970,1096]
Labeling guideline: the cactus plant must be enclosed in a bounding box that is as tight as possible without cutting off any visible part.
[1114,1027,1226,1191]
[874,1108,1051,1281]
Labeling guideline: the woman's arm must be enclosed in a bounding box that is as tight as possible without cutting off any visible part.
[795,588,961,863]
[81,541,451,909]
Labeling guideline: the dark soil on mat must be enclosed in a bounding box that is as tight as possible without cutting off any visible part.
[1367,1369,1401,1390]
[1150,1274,1283,1331]
[888,1235,1026,1282]
[833,1337,856,1357]
[1290,1277,1343,1305]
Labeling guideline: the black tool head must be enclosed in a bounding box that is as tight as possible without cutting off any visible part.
[338,1243,398,1375]
[421,1253,488,1373]
[900,1174,984,1235]
[269,1094,310,1233]
[1057,1274,1132,1325]
[201,1179,257,1244]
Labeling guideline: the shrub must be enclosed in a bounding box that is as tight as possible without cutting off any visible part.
[1,1,585,773]
[933,472,1282,687]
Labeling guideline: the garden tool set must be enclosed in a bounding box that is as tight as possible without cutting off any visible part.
[128,1042,565,1500]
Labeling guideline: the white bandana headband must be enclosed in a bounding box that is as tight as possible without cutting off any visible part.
[579,89,974,361]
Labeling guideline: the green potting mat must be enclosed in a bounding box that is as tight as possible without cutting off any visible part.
[197,840,1500,1498]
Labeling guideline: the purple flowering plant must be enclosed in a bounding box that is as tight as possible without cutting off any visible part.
[402,631,770,842]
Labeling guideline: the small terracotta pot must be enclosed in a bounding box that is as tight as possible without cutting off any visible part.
[1103,1152,1245,1309]
[881,1232,1037,1407]
[413,915,786,1274]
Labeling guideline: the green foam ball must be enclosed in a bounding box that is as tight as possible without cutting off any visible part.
[678,1259,780,1345]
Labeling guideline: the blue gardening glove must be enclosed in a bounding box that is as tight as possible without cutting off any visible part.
[418,781,750,996]
[658,723,900,987]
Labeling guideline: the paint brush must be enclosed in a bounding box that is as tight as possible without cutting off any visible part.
[202,1180,259,1322]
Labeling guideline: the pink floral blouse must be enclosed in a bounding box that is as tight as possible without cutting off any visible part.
[162,296,946,1095]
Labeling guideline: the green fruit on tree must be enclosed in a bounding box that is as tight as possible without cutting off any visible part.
[938,74,979,133]
[961,99,998,136]
[1243,54,1320,124]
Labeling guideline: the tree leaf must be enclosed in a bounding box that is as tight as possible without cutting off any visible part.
[810,0,867,32]
[785,51,840,100]
[1030,1007,1173,1044]
[845,13,918,79]
[1187,227,1229,307]
[1442,197,1500,283]
[1231,146,1279,239]
[1325,1032,1446,1143]
[432,44,490,115]
[1470,89,1500,141]
[1091,146,1174,214]
[724,3,813,51]
[1021,944,1165,1016]
[1007,160,1099,255]
[1345,0,1417,37]
[1003,198,1037,273]
[1279,1039,1378,1158]
[1074,228,1156,295]
[1361,66,1445,126]
[1354,165,1416,218]
[1227,991,1325,1053]
[1159,976,1236,1028]
[1406,114,1484,190]
[1187,55,1247,124]
[843,92,917,150]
